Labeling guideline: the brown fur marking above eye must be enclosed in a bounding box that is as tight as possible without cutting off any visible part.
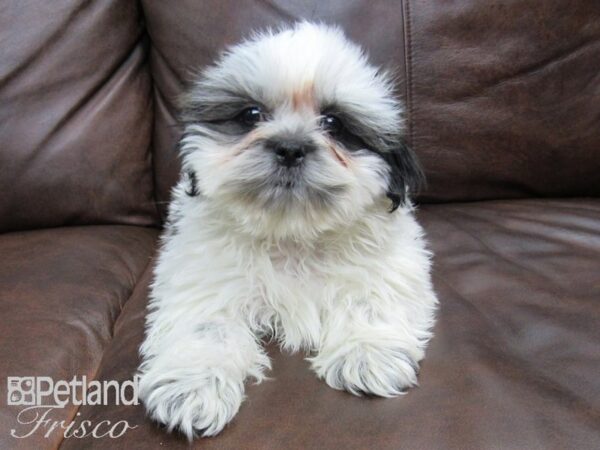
[292,81,315,111]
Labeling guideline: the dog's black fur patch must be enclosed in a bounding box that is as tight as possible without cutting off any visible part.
[379,141,425,212]
[322,103,425,211]
[185,169,199,197]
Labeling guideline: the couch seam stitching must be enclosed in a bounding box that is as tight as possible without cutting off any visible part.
[139,1,163,227]
[403,0,415,150]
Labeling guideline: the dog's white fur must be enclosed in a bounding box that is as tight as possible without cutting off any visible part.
[138,22,437,439]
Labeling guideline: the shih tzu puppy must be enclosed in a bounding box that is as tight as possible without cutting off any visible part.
[138,22,437,439]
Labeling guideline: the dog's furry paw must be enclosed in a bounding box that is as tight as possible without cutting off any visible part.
[139,370,243,439]
[311,343,420,397]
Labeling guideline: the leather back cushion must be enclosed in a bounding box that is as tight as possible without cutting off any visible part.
[0,0,158,232]
[142,0,407,217]
[410,0,600,202]
[144,0,599,215]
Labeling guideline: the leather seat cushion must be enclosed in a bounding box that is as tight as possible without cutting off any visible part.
[0,225,158,450]
[60,199,600,449]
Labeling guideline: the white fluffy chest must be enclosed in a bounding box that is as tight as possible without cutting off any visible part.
[246,245,327,350]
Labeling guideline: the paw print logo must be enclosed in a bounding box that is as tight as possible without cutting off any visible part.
[7,377,36,406]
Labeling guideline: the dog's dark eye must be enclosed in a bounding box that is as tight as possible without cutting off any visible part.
[238,106,263,126]
[320,114,343,135]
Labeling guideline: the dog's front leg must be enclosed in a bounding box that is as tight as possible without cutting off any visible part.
[310,295,433,397]
[138,304,270,439]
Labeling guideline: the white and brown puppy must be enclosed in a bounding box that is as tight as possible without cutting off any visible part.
[139,22,437,439]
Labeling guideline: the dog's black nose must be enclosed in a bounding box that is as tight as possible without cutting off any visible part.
[267,140,313,168]
[275,145,304,167]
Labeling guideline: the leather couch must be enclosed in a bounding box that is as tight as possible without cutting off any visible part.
[1,1,599,449]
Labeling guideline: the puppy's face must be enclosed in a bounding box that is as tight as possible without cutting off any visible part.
[180,23,422,239]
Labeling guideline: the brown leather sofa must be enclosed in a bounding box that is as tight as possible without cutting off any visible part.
[1,1,599,449]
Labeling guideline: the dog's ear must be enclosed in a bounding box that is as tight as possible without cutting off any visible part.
[380,140,425,212]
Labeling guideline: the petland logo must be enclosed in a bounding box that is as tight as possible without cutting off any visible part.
[7,376,139,439]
